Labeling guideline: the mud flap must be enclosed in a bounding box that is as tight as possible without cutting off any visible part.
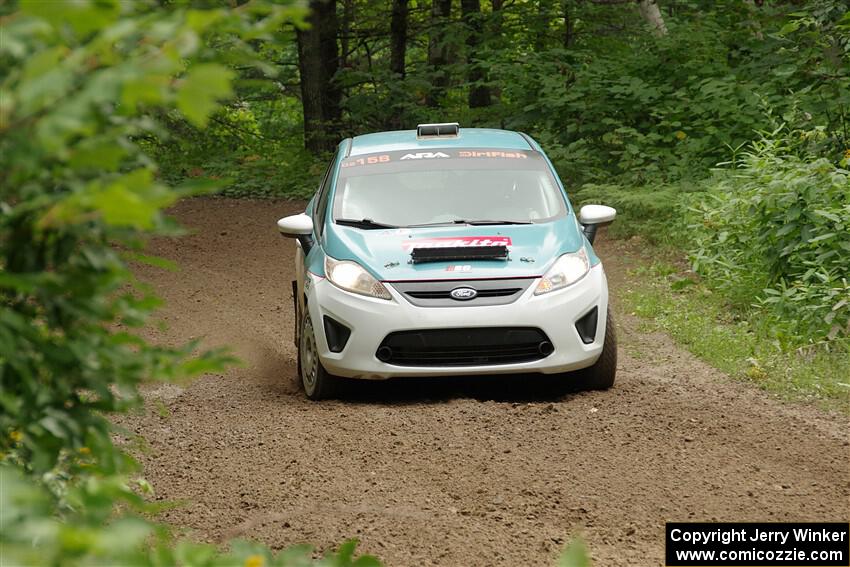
[291,280,299,348]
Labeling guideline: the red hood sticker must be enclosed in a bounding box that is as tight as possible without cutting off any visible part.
[403,236,512,250]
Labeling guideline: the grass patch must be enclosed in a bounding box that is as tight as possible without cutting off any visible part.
[621,261,850,414]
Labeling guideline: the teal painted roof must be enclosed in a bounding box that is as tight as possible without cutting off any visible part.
[347,128,536,156]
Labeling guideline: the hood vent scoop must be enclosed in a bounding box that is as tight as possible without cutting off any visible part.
[416,122,459,138]
[410,245,508,264]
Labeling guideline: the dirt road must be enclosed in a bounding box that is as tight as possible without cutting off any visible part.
[126,198,849,566]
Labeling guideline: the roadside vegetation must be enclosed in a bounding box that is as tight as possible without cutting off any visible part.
[615,128,849,412]
[1,0,847,564]
[0,2,381,565]
[623,261,849,411]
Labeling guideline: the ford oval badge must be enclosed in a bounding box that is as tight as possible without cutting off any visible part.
[450,287,478,301]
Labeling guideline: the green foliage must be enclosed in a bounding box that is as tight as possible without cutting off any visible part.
[572,183,685,242]
[146,1,850,199]
[2,466,379,567]
[147,103,326,199]
[178,64,235,127]
[140,63,335,198]
[558,537,592,567]
[480,2,847,186]
[687,129,850,347]
[622,262,850,412]
[0,2,378,565]
[574,124,849,406]
[1,0,254,480]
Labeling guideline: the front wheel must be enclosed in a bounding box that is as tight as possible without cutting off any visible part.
[298,312,341,400]
[577,309,617,390]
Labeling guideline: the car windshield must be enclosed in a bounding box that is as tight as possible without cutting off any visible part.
[332,148,567,227]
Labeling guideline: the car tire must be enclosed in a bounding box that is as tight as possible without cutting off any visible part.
[298,311,341,400]
[577,308,617,390]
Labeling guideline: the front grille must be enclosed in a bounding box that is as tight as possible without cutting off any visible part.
[406,287,522,300]
[376,327,552,366]
[390,278,536,307]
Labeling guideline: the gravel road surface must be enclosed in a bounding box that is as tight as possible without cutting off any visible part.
[124,198,849,566]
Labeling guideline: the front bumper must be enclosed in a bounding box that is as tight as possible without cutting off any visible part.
[306,264,608,379]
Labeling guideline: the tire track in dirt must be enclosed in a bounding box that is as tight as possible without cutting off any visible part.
[122,198,849,567]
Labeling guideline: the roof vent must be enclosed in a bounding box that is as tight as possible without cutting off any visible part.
[416,122,460,138]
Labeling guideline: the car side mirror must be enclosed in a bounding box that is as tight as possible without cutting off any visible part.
[578,205,616,244]
[277,214,314,253]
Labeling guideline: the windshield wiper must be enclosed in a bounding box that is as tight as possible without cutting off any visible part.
[465,219,533,225]
[335,218,399,230]
[407,219,532,227]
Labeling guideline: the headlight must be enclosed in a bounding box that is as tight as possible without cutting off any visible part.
[534,248,590,295]
[324,256,392,300]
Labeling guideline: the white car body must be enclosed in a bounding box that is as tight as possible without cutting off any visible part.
[295,244,609,380]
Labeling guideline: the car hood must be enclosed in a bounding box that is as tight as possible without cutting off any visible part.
[322,218,589,281]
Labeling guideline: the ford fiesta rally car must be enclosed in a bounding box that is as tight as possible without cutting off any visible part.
[277,123,618,400]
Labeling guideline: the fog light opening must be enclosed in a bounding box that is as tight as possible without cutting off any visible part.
[538,340,554,356]
[376,346,393,362]
[322,316,351,353]
[575,306,599,344]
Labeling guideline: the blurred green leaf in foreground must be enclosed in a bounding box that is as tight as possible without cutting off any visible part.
[0,1,376,565]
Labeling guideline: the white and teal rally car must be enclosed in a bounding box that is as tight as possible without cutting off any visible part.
[277,123,617,399]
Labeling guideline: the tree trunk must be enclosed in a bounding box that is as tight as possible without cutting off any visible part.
[637,0,667,36]
[491,0,503,32]
[534,0,553,51]
[388,0,409,129]
[390,0,408,77]
[341,0,353,67]
[426,0,452,107]
[296,27,326,153]
[296,0,341,153]
[462,0,490,108]
[317,0,341,125]
[563,0,575,48]
[489,0,503,105]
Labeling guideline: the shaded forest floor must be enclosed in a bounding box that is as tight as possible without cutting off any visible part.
[120,198,849,567]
